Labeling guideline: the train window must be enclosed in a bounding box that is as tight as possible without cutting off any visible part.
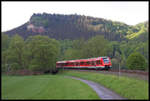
[66,63,68,66]
[63,63,65,66]
[89,61,92,65]
[76,62,79,66]
[83,62,86,65]
[65,63,67,66]
[74,62,76,66]
[103,58,109,64]
[86,62,89,65]
[77,62,80,66]
[69,63,72,65]
[91,61,95,65]
[72,63,74,66]
[96,60,100,64]
[80,62,84,65]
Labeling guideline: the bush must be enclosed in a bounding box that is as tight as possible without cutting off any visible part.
[126,52,147,70]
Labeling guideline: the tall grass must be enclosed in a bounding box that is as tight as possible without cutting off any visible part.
[59,70,148,99]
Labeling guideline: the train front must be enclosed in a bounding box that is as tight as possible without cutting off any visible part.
[102,57,112,70]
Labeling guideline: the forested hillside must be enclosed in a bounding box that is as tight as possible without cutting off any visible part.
[3,13,148,42]
[2,13,148,74]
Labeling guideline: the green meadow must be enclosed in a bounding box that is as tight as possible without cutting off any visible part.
[2,75,99,99]
[2,70,148,100]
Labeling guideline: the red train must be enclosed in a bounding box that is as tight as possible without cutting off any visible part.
[56,57,112,70]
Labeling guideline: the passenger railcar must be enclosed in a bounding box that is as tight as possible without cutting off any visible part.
[56,57,112,70]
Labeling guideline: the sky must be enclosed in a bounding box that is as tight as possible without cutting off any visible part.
[2,1,149,32]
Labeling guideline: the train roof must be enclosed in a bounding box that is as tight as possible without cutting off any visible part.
[56,56,109,63]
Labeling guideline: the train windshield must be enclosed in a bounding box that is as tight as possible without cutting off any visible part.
[102,58,109,64]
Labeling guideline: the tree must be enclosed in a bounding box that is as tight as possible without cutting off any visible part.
[2,50,9,72]
[59,39,73,60]
[82,35,109,58]
[8,34,26,70]
[134,42,148,61]
[26,35,60,72]
[126,52,147,70]
[2,33,10,51]
[2,33,11,72]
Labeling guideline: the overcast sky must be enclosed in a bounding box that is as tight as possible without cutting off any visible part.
[2,1,148,32]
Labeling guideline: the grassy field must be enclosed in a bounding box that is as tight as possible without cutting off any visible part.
[2,75,99,99]
[2,70,148,99]
[58,70,148,99]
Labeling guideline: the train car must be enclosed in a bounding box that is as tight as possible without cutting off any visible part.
[56,57,112,70]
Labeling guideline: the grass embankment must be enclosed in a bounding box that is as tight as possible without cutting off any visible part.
[59,70,148,99]
[2,75,99,99]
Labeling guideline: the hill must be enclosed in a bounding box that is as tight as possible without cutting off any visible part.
[3,13,148,42]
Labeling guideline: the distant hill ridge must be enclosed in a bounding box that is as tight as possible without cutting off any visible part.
[3,13,148,42]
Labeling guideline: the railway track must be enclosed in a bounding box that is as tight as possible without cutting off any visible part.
[62,68,149,81]
[109,69,148,75]
[62,68,148,75]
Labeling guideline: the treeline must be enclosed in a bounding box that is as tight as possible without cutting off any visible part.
[2,33,148,75]
[4,13,148,42]
[2,33,60,73]
[59,35,148,70]
[29,13,140,41]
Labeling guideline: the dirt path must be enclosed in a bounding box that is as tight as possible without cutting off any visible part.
[64,76,127,100]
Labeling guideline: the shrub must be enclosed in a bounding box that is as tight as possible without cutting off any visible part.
[126,52,147,70]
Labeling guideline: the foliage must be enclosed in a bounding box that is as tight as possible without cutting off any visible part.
[30,16,49,27]
[8,34,26,70]
[126,52,147,70]
[82,35,110,58]
[126,24,148,39]
[63,35,111,60]
[2,33,10,51]
[59,39,74,60]
[25,35,60,72]
[1,34,60,74]
[4,13,148,42]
